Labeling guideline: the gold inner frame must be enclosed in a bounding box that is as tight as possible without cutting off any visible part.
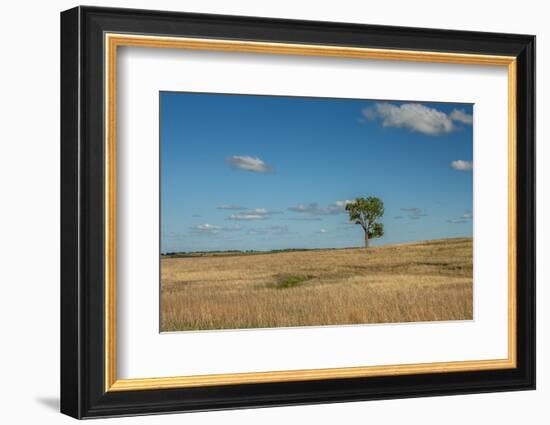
[104,33,517,392]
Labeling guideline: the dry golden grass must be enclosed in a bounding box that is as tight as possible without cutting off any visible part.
[161,237,472,331]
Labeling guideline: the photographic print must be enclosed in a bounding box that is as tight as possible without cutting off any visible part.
[160,92,474,332]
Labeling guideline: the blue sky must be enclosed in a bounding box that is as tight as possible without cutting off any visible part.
[160,92,473,253]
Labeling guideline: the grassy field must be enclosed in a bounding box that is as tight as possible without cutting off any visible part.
[160,237,473,332]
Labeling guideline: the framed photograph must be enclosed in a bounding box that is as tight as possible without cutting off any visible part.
[60,6,535,419]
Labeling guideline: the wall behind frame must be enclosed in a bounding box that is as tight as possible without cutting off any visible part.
[0,1,543,424]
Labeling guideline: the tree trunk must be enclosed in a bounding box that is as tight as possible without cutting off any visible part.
[364,231,369,249]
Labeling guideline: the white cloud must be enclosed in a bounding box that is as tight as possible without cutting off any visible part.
[193,223,220,233]
[196,223,218,230]
[225,208,281,221]
[363,103,455,135]
[318,229,327,234]
[250,208,268,214]
[217,204,246,210]
[288,200,352,216]
[451,160,473,171]
[333,200,354,208]
[450,109,473,125]
[226,155,271,173]
[288,203,322,214]
[191,223,243,233]
[227,214,265,221]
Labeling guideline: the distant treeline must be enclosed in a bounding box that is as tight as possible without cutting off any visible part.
[161,247,341,258]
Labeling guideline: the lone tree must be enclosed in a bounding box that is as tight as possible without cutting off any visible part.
[345,197,385,248]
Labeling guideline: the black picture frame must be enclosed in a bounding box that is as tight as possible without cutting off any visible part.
[61,5,535,419]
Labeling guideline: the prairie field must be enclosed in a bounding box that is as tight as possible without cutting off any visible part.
[160,237,473,332]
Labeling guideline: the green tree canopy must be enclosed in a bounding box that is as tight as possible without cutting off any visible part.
[345,197,385,248]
